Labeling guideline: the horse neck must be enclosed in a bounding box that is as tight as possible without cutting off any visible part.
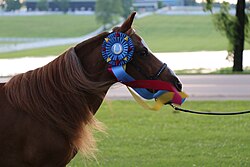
[74,32,116,113]
[4,45,113,143]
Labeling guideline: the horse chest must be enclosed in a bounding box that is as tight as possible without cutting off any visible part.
[0,95,75,166]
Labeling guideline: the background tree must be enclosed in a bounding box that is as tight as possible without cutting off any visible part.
[52,0,69,13]
[204,0,214,13]
[121,0,133,18]
[184,0,196,6]
[95,0,123,30]
[0,0,5,10]
[36,0,48,11]
[212,2,237,58]
[233,0,246,71]
[59,0,69,13]
[205,0,249,72]
[5,0,21,11]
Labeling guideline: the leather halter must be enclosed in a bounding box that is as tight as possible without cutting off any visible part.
[102,32,187,107]
[130,61,168,80]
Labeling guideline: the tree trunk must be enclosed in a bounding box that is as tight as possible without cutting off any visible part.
[233,0,245,72]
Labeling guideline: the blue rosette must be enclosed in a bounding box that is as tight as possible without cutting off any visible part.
[102,32,134,66]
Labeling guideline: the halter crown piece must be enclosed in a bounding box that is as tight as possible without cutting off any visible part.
[102,32,187,111]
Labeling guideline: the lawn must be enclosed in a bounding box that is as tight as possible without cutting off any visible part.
[1,14,250,58]
[67,100,250,167]
[0,44,74,58]
[0,15,100,38]
[133,15,250,52]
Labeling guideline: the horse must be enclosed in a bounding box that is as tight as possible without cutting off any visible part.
[0,12,182,166]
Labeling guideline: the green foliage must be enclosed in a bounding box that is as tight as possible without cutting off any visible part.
[213,2,238,53]
[95,0,123,29]
[5,0,21,11]
[36,0,49,11]
[59,0,69,13]
[204,0,249,72]
[245,14,250,43]
[0,1,5,9]
[203,0,214,13]
[210,66,250,74]
[157,1,164,9]
[52,0,69,13]
[184,0,196,6]
[121,0,133,18]
[67,100,250,166]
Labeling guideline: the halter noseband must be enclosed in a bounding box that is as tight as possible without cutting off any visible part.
[131,61,168,80]
[102,32,187,108]
[153,63,168,79]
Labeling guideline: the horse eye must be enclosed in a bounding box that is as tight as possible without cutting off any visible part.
[140,48,148,57]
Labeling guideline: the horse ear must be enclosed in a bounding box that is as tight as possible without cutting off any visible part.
[119,11,136,33]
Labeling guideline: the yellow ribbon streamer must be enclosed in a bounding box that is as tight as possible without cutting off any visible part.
[124,64,189,111]
[127,87,188,111]
[127,87,173,111]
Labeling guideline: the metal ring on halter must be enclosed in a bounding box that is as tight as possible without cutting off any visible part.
[150,63,167,80]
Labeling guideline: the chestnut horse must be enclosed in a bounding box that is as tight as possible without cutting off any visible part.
[0,12,182,166]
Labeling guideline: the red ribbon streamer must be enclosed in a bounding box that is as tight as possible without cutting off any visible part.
[123,80,183,105]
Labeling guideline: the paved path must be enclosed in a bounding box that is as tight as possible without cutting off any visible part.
[1,75,250,100]
[180,75,250,100]
[106,75,250,100]
[1,50,250,76]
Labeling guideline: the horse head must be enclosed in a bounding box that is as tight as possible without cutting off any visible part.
[112,12,182,91]
[75,12,183,105]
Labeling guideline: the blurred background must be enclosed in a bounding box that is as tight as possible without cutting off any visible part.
[0,0,250,94]
[1,1,250,166]
[0,0,249,73]
[1,0,250,100]
[0,0,249,75]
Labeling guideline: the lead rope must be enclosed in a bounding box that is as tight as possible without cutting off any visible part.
[170,104,250,116]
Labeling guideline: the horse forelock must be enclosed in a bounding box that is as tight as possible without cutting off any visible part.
[4,47,108,157]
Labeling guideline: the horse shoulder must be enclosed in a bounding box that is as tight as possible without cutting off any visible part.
[0,83,76,166]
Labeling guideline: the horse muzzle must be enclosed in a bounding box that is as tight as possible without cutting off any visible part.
[175,80,183,92]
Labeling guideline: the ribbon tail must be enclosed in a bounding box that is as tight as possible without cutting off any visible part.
[156,92,175,104]
[127,87,163,111]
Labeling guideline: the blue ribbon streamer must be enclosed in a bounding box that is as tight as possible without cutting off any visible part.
[111,66,167,99]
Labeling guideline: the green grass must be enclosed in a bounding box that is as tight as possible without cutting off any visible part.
[133,15,250,52]
[1,15,250,58]
[175,66,250,75]
[0,15,100,38]
[67,100,250,167]
[0,41,24,44]
[210,66,250,74]
[0,44,74,58]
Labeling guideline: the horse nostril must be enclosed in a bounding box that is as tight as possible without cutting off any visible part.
[175,81,182,91]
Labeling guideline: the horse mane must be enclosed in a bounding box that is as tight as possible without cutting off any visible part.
[4,33,112,157]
